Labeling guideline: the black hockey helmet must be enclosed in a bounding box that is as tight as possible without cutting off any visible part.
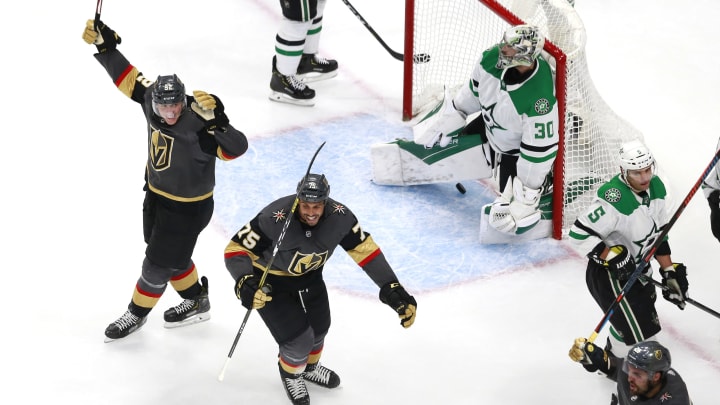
[624,340,671,377]
[297,173,330,202]
[152,74,186,115]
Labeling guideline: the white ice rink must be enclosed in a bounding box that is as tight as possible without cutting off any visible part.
[4,0,719,403]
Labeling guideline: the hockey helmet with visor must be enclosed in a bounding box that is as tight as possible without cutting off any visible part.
[152,74,186,121]
[297,173,330,202]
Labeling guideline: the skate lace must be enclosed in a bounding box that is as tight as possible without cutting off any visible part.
[283,376,308,399]
[313,56,331,65]
[287,75,307,91]
[172,298,197,314]
[306,364,332,384]
[114,311,140,330]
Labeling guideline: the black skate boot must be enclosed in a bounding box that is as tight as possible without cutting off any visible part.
[269,56,315,107]
[303,362,341,388]
[279,363,310,405]
[104,310,147,342]
[296,53,338,83]
[163,276,211,328]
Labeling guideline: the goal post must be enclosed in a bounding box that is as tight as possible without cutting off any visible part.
[402,0,644,239]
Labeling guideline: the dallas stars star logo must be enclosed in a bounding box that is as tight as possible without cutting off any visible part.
[633,221,662,261]
[332,203,346,214]
[480,103,506,134]
[272,209,287,223]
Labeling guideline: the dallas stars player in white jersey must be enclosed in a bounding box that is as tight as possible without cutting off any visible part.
[224,173,417,405]
[415,24,559,236]
[702,137,720,243]
[569,140,689,355]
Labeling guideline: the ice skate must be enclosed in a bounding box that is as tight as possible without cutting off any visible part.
[296,53,338,83]
[303,362,341,388]
[279,363,310,405]
[269,56,315,107]
[104,310,147,343]
[163,276,211,328]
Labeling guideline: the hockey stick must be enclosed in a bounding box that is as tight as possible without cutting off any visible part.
[339,0,430,63]
[94,0,103,29]
[218,141,327,382]
[647,278,720,320]
[587,148,720,343]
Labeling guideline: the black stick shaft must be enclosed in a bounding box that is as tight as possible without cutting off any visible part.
[648,278,720,319]
[340,0,404,61]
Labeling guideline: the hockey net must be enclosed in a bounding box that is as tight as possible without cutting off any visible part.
[402,0,644,239]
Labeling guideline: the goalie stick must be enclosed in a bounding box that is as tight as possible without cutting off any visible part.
[587,147,720,344]
[340,0,430,63]
[218,141,327,382]
[647,278,720,320]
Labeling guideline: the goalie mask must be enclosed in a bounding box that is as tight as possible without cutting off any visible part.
[152,74,187,120]
[297,173,330,202]
[619,140,655,181]
[496,24,545,69]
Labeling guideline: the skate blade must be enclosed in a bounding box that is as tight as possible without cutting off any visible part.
[297,70,338,83]
[163,312,211,329]
[268,92,315,107]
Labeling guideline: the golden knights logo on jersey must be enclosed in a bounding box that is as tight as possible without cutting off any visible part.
[287,250,329,275]
[150,128,174,170]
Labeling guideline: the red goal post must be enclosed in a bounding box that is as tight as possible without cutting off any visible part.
[402,0,643,239]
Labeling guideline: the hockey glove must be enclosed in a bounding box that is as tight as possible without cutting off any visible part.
[708,189,720,210]
[82,19,121,53]
[588,243,636,281]
[413,88,466,148]
[488,178,541,234]
[660,263,688,310]
[379,282,417,328]
[191,90,229,132]
[235,274,272,310]
[568,337,612,374]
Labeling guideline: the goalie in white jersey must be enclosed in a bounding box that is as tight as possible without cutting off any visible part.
[415,24,558,237]
[569,140,689,354]
[702,137,720,243]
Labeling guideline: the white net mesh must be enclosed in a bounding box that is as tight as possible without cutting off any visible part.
[405,0,644,237]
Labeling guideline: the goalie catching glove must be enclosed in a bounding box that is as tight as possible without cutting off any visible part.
[413,88,467,148]
[588,243,636,281]
[82,19,121,53]
[660,263,688,310]
[191,90,229,132]
[379,282,417,328]
[488,177,541,234]
[568,337,614,374]
[235,274,272,310]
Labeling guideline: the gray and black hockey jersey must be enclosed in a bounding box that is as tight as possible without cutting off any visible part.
[224,195,399,290]
[93,49,248,202]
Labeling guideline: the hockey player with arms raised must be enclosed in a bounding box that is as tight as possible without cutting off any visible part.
[569,340,692,404]
[224,173,417,405]
[568,140,689,355]
[82,20,249,341]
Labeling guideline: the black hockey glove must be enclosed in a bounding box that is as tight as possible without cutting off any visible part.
[708,189,720,210]
[191,90,230,132]
[568,337,613,374]
[82,19,121,53]
[235,274,272,310]
[660,263,688,310]
[379,282,417,328]
[588,243,636,281]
